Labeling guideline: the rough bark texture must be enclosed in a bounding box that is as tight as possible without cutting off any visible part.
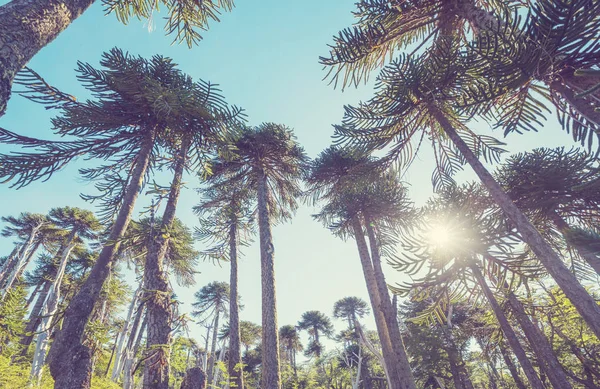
[47,131,155,389]
[471,265,546,389]
[506,291,572,389]
[432,106,600,339]
[0,0,95,116]
[363,216,416,389]
[350,216,404,389]
[499,341,528,389]
[257,170,281,389]
[550,212,600,275]
[180,367,207,389]
[143,137,190,389]
[228,223,244,388]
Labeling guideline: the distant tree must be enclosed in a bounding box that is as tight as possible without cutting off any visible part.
[297,311,334,358]
[206,123,308,389]
[333,296,369,331]
[279,325,303,377]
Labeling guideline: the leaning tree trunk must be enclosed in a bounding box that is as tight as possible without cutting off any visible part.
[47,129,156,389]
[431,106,600,339]
[111,287,142,381]
[228,222,244,389]
[0,0,95,116]
[363,216,417,389]
[499,340,528,389]
[471,264,546,389]
[549,211,600,275]
[143,136,190,389]
[350,216,404,389]
[504,289,572,389]
[1,229,43,298]
[18,277,53,356]
[123,313,147,389]
[206,311,220,385]
[0,244,22,289]
[31,228,77,385]
[257,169,282,389]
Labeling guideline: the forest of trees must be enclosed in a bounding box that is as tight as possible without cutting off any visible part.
[0,0,599,388]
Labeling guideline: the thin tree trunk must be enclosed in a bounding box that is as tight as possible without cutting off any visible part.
[228,222,244,389]
[31,228,77,385]
[123,314,147,389]
[550,211,600,275]
[0,244,21,288]
[499,341,528,389]
[207,311,220,385]
[441,327,474,389]
[471,264,546,389]
[48,129,156,389]
[363,216,417,389]
[112,288,142,381]
[1,228,42,298]
[18,278,52,356]
[25,279,43,310]
[350,216,403,389]
[431,106,600,339]
[257,170,281,389]
[0,0,95,116]
[505,290,572,389]
[143,136,189,389]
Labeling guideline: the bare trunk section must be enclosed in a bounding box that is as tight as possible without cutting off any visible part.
[18,278,52,356]
[499,341,528,389]
[31,228,77,385]
[471,264,546,389]
[505,291,572,389]
[441,327,474,389]
[123,312,147,389]
[0,245,22,288]
[363,216,416,389]
[48,129,156,389]
[431,106,600,339]
[111,288,142,381]
[143,136,190,389]
[257,170,281,389]
[0,0,95,116]
[350,216,403,389]
[550,211,600,275]
[206,311,220,385]
[228,222,244,389]
[1,228,43,298]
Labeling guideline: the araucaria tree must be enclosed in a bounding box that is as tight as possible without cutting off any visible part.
[0,48,241,389]
[297,310,334,358]
[206,123,308,389]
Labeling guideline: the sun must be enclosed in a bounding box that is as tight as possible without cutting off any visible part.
[426,223,454,249]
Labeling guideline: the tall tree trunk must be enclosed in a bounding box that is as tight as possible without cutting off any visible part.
[25,278,43,310]
[549,211,600,275]
[228,222,244,389]
[18,278,52,356]
[0,244,22,288]
[471,264,546,389]
[499,341,528,389]
[206,311,220,385]
[123,312,147,389]
[257,170,281,389]
[31,228,77,385]
[1,229,43,298]
[48,129,156,389]
[111,288,142,381]
[363,216,417,389]
[431,106,600,339]
[441,327,474,389]
[350,216,404,389]
[0,0,95,116]
[505,290,572,389]
[143,136,190,389]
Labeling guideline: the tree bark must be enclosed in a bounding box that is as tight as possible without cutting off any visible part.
[506,291,572,389]
[31,228,77,385]
[499,341,528,389]
[18,278,52,356]
[143,136,190,389]
[257,170,282,389]
[0,0,95,116]
[47,128,156,389]
[1,228,43,298]
[180,367,207,389]
[228,222,244,389]
[206,311,220,385]
[0,244,21,289]
[111,287,142,381]
[363,215,417,389]
[350,216,404,389]
[550,211,600,275]
[123,312,147,389]
[471,264,546,389]
[431,105,600,339]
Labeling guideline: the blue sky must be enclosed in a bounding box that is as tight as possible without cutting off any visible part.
[0,0,579,357]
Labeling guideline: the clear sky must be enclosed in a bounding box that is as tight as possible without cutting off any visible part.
[0,0,579,357]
